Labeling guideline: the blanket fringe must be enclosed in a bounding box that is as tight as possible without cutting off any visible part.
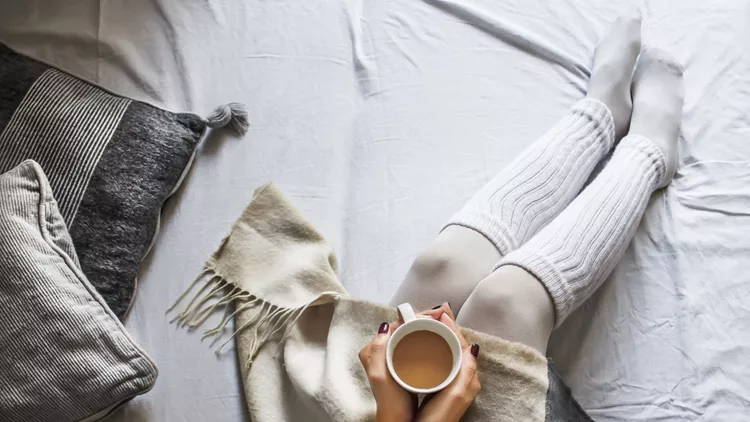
[168,267,333,366]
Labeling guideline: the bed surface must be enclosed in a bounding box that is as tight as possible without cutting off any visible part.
[2,0,750,420]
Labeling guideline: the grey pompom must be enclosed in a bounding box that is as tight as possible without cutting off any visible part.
[206,102,249,135]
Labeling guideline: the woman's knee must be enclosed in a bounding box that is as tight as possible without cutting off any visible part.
[409,245,456,282]
[392,227,502,311]
[399,245,481,311]
[459,265,555,345]
[461,274,519,321]
[409,227,500,283]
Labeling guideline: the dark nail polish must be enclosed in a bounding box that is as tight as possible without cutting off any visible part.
[471,343,480,358]
[431,304,442,310]
[378,322,389,334]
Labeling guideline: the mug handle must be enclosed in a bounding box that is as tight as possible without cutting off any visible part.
[397,303,417,323]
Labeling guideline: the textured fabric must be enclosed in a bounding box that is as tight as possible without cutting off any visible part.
[445,99,614,256]
[499,135,666,324]
[0,68,130,221]
[0,44,46,131]
[546,364,593,422]
[0,43,207,318]
[70,101,204,318]
[0,160,158,422]
[171,183,590,421]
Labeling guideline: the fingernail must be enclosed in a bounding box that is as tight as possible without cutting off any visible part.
[431,304,442,310]
[471,343,480,358]
[378,322,389,334]
[446,302,452,310]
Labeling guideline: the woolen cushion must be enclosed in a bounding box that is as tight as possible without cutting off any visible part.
[0,160,158,422]
[0,43,244,318]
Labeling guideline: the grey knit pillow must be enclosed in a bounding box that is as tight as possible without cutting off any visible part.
[0,160,158,422]
[0,43,246,318]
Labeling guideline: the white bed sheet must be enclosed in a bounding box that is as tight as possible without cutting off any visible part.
[2,0,750,420]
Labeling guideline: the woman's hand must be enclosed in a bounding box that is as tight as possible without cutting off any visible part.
[359,320,415,422]
[417,303,482,422]
[359,303,481,422]
[415,344,480,422]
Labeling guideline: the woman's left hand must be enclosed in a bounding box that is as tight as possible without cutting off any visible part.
[415,303,482,422]
[359,320,415,422]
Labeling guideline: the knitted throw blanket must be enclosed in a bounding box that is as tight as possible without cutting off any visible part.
[170,183,591,421]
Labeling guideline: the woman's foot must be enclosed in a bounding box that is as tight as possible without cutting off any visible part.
[586,16,642,140]
[629,47,684,187]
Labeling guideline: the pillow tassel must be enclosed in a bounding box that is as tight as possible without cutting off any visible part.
[206,102,249,135]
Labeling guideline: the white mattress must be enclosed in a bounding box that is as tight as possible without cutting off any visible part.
[2,0,750,420]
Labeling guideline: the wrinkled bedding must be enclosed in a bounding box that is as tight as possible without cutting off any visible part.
[1,0,749,420]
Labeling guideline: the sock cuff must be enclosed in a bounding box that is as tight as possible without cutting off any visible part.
[615,134,668,188]
[571,98,616,150]
[443,213,518,256]
[495,249,572,327]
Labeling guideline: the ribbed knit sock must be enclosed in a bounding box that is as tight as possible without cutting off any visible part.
[495,135,667,324]
[490,47,684,327]
[444,99,615,256]
[443,17,642,257]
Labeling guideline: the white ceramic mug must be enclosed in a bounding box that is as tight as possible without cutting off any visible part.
[385,303,463,394]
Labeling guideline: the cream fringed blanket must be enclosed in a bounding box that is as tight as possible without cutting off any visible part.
[170,184,592,422]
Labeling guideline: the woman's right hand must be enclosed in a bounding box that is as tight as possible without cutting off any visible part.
[359,320,416,422]
[416,303,481,422]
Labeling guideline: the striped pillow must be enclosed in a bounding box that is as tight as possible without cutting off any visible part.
[0,43,243,318]
[0,160,158,422]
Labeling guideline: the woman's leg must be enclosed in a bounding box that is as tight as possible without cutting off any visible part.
[390,17,642,313]
[458,48,685,352]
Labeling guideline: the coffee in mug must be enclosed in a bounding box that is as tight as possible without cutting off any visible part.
[386,303,463,394]
[392,330,454,389]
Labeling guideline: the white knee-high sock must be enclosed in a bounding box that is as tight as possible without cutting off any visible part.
[445,99,615,256]
[497,134,667,325]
